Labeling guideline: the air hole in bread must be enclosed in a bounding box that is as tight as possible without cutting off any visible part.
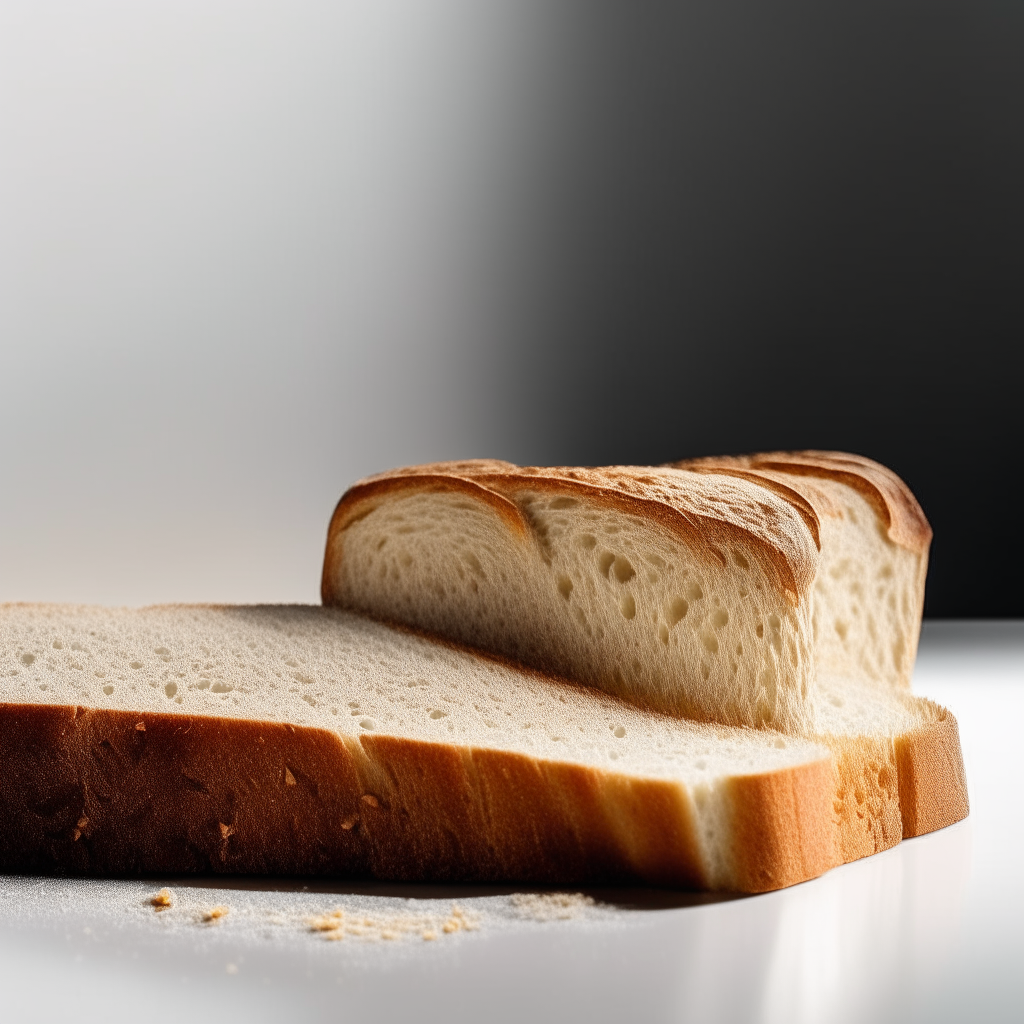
[611,557,635,584]
[666,597,689,627]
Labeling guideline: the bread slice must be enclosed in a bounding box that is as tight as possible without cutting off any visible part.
[321,460,823,733]
[0,603,838,893]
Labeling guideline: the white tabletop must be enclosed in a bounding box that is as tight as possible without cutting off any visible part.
[1,622,1020,1024]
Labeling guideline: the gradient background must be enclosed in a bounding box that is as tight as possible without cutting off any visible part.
[1,2,1020,615]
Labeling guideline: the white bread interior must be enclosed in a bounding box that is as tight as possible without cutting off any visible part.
[323,453,931,731]
[0,603,837,892]
[676,452,931,692]
[323,465,819,733]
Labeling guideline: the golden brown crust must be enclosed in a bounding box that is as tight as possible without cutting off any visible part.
[322,459,821,607]
[675,451,932,554]
[895,704,970,838]
[727,758,838,892]
[819,736,904,863]
[0,700,838,892]
[321,472,530,606]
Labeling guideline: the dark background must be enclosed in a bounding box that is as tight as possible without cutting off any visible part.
[493,1,1023,617]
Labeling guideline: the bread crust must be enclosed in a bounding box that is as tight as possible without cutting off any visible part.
[322,460,821,608]
[675,450,932,554]
[0,700,837,891]
[894,703,970,838]
[727,757,838,892]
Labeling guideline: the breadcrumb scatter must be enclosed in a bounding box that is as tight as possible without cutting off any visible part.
[511,892,595,921]
[361,794,379,808]
[135,721,146,731]
[340,814,359,830]
[150,888,173,911]
[202,906,230,923]
[284,767,297,786]
[219,822,235,840]
[307,903,479,943]
[309,909,345,933]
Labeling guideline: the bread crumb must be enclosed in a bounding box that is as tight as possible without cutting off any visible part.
[219,822,235,840]
[150,888,173,911]
[309,910,345,933]
[511,892,595,921]
[308,903,479,944]
[135,721,146,731]
[284,767,297,786]
[340,814,359,830]
[361,794,379,808]
[202,906,230,923]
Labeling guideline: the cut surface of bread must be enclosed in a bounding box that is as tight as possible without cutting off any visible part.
[321,453,929,732]
[322,462,822,732]
[0,603,837,893]
[812,676,967,862]
[674,452,931,691]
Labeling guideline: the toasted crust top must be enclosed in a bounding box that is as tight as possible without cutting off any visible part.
[323,460,822,606]
[673,450,932,554]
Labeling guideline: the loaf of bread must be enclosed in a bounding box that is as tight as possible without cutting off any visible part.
[320,451,967,863]
[321,452,929,730]
[0,604,837,892]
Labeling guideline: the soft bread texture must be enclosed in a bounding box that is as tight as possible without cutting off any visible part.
[812,677,966,862]
[322,461,821,732]
[675,451,931,691]
[0,604,837,893]
[321,453,929,726]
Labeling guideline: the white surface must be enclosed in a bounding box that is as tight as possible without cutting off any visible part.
[0,621,1020,1023]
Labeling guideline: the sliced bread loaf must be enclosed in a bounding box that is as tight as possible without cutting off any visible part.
[0,603,837,893]
[319,454,967,855]
[320,453,929,730]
